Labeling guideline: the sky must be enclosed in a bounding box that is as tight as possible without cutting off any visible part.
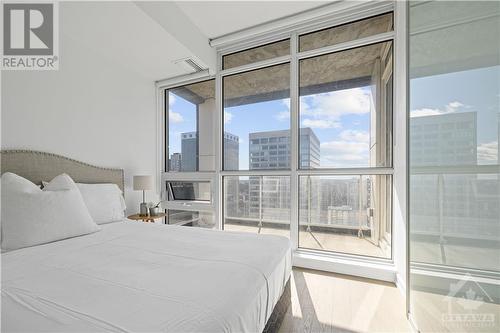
[410,65,500,165]
[168,64,499,169]
[170,87,373,169]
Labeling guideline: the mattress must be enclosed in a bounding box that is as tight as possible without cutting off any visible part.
[1,221,292,332]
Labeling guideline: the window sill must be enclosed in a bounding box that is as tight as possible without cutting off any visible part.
[293,249,397,283]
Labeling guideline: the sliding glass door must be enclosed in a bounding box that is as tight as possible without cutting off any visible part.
[409,1,500,331]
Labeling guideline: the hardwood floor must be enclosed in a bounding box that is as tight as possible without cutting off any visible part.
[279,268,411,333]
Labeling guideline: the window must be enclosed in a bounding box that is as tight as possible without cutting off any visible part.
[408,2,500,331]
[162,9,395,265]
[168,210,215,228]
[295,17,393,258]
[223,176,291,237]
[299,41,393,169]
[166,79,215,172]
[223,63,291,170]
[167,181,211,201]
[299,175,391,258]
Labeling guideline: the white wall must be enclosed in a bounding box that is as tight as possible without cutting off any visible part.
[1,31,158,213]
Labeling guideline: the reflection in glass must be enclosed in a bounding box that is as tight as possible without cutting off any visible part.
[167,181,211,201]
[298,175,391,258]
[223,176,290,237]
[409,1,500,332]
[299,41,393,169]
[223,63,291,170]
[167,79,215,172]
[168,210,215,228]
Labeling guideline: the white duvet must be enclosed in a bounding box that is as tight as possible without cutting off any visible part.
[1,222,292,333]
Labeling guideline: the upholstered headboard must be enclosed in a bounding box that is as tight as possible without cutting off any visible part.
[0,150,124,192]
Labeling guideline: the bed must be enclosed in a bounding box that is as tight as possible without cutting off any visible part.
[1,150,292,333]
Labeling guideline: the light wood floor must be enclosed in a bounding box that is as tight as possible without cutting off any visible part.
[279,268,411,333]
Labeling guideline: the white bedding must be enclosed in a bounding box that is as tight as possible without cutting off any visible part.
[1,221,292,333]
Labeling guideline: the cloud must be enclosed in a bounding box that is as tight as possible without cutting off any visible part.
[302,119,340,129]
[224,111,233,124]
[301,87,371,120]
[410,101,467,118]
[477,141,498,164]
[275,111,290,122]
[169,94,176,106]
[339,130,370,143]
[281,99,290,109]
[320,130,370,167]
[169,111,183,123]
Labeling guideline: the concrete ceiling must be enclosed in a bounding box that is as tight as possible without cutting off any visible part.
[175,1,331,39]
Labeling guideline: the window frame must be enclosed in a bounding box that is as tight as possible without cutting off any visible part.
[158,2,399,272]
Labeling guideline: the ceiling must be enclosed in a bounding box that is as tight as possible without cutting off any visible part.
[59,1,332,81]
[175,1,331,39]
[60,1,194,80]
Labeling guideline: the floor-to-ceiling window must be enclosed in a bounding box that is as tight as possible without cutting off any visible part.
[163,79,216,228]
[409,1,500,331]
[297,33,393,258]
[222,48,292,236]
[219,12,394,259]
[161,7,396,266]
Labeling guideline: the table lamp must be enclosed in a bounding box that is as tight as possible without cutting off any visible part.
[133,175,153,216]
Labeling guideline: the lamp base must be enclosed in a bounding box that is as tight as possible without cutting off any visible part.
[139,202,148,216]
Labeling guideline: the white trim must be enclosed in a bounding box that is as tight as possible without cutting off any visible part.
[296,167,394,175]
[211,0,394,53]
[220,54,291,76]
[156,85,164,194]
[411,262,500,282]
[294,250,397,282]
[215,54,223,230]
[163,201,214,213]
[162,172,215,181]
[290,32,299,251]
[388,0,409,315]
[220,170,291,177]
[156,70,211,89]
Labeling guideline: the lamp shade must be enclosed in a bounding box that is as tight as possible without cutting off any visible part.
[133,175,153,191]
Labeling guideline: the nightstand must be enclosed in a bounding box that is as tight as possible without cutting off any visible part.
[127,213,166,223]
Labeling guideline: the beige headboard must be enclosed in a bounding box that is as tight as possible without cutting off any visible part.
[0,150,124,192]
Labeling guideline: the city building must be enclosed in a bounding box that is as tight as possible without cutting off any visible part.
[248,128,320,170]
[181,132,198,171]
[224,132,239,170]
[244,128,319,226]
[169,152,182,171]
[409,111,499,241]
[410,112,477,166]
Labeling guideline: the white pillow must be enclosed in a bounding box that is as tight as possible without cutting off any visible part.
[42,181,126,224]
[76,183,126,224]
[1,173,100,251]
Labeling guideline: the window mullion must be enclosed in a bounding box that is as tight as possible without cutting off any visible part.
[290,32,299,251]
[215,53,223,230]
